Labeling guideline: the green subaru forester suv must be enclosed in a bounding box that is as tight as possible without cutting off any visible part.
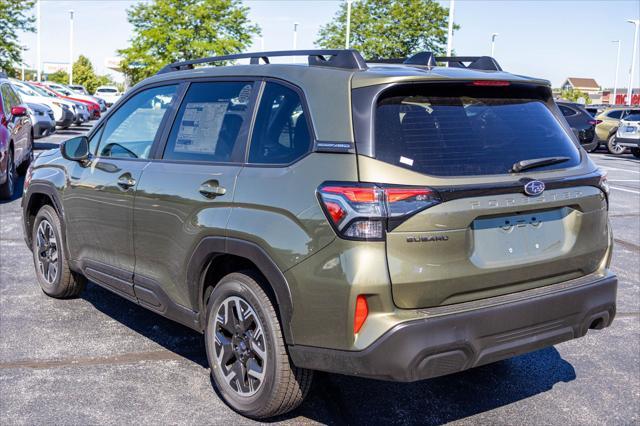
[22,50,617,418]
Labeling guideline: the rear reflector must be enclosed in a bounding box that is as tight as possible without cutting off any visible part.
[588,119,602,125]
[354,295,368,334]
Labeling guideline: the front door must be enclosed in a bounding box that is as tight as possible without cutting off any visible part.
[64,84,180,298]
[133,80,257,310]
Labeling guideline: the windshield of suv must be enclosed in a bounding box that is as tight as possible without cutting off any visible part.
[624,113,640,122]
[374,83,581,176]
[97,88,117,93]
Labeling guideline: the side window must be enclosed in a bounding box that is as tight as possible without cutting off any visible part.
[0,85,10,114]
[88,126,104,155]
[97,85,177,159]
[559,105,575,117]
[607,110,623,119]
[248,82,311,164]
[163,81,254,162]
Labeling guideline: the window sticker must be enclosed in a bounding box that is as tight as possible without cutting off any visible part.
[400,156,414,166]
[174,102,228,153]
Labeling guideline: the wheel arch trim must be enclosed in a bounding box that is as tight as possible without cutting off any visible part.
[187,236,295,343]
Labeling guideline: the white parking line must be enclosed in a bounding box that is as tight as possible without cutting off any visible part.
[599,166,640,174]
[610,185,640,194]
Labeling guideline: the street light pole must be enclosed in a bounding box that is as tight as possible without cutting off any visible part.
[292,22,299,63]
[36,0,41,81]
[446,0,455,63]
[612,40,621,105]
[345,0,353,49]
[491,33,499,57]
[69,10,74,85]
[626,19,639,106]
[21,45,27,80]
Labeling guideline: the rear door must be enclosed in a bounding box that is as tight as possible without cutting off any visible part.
[355,81,609,309]
[132,80,257,310]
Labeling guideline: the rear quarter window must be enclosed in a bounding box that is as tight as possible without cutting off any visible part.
[373,83,581,176]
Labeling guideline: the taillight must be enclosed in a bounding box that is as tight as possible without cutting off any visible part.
[318,182,440,240]
[588,119,602,125]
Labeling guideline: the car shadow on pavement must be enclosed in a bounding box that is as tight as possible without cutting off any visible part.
[34,142,62,150]
[289,347,576,425]
[80,281,576,425]
[80,282,208,368]
[0,175,24,204]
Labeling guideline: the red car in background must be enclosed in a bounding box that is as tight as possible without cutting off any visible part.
[30,82,101,119]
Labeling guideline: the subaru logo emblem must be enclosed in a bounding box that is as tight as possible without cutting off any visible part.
[524,180,545,196]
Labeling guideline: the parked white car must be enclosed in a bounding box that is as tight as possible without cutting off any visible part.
[94,86,121,106]
[10,79,75,128]
[615,112,640,158]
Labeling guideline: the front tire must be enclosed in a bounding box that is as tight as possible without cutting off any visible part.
[205,271,312,419]
[607,134,627,155]
[32,205,86,298]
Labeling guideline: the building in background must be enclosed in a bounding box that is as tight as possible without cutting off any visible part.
[602,88,640,105]
[561,77,602,104]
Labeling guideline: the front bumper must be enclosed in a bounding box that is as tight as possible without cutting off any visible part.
[56,109,74,128]
[616,136,640,148]
[290,272,617,381]
[33,120,56,139]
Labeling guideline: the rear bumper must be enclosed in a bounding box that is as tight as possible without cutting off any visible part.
[290,272,617,381]
[616,137,640,148]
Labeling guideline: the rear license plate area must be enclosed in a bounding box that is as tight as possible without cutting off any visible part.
[471,209,567,265]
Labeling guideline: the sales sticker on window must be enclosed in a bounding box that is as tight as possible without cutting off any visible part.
[400,156,414,166]
[175,102,228,153]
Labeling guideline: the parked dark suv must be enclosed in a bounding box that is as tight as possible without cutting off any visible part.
[1,72,33,199]
[557,101,598,152]
[22,51,617,419]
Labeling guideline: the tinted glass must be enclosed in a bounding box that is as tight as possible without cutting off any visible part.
[88,126,104,155]
[559,105,576,117]
[624,113,640,122]
[98,88,118,93]
[164,82,254,162]
[248,82,311,164]
[97,85,177,159]
[607,110,623,119]
[374,83,580,176]
[0,85,10,113]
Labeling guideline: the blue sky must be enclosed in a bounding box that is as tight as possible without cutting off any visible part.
[18,0,640,88]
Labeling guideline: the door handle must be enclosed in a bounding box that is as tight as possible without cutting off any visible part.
[199,180,226,199]
[117,174,136,190]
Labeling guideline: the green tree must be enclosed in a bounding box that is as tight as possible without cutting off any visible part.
[118,0,260,84]
[561,88,592,105]
[0,0,36,73]
[72,55,114,93]
[47,70,70,85]
[316,0,456,59]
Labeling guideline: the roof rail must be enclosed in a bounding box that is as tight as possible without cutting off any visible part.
[156,49,368,74]
[368,52,501,71]
[434,56,502,71]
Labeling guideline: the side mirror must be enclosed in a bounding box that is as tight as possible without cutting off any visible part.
[61,136,90,162]
[10,106,27,117]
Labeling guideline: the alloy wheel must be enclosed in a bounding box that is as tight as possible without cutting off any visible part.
[213,296,267,397]
[36,219,59,284]
[608,135,626,155]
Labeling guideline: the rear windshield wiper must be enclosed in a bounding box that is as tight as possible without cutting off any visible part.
[511,156,571,173]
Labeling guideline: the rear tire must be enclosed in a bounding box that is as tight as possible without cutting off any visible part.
[204,271,312,419]
[607,134,627,155]
[32,205,86,298]
[0,148,16,200]
[631,147,640,158]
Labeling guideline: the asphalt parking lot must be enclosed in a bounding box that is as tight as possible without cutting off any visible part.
[1,126,639,425]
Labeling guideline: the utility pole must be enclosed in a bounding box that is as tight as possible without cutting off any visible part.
[36,0,41,81]
[612,40,621,105]
[491,33,499,57]
[69,10,74,85]
[292,22,299,63]
[626,19,639,106]
[345,0,353,49]
[446,0,455,61]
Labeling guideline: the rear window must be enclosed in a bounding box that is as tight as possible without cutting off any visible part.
[374,83,581,176]
[625,113,640,121]
[98,88,117,93]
